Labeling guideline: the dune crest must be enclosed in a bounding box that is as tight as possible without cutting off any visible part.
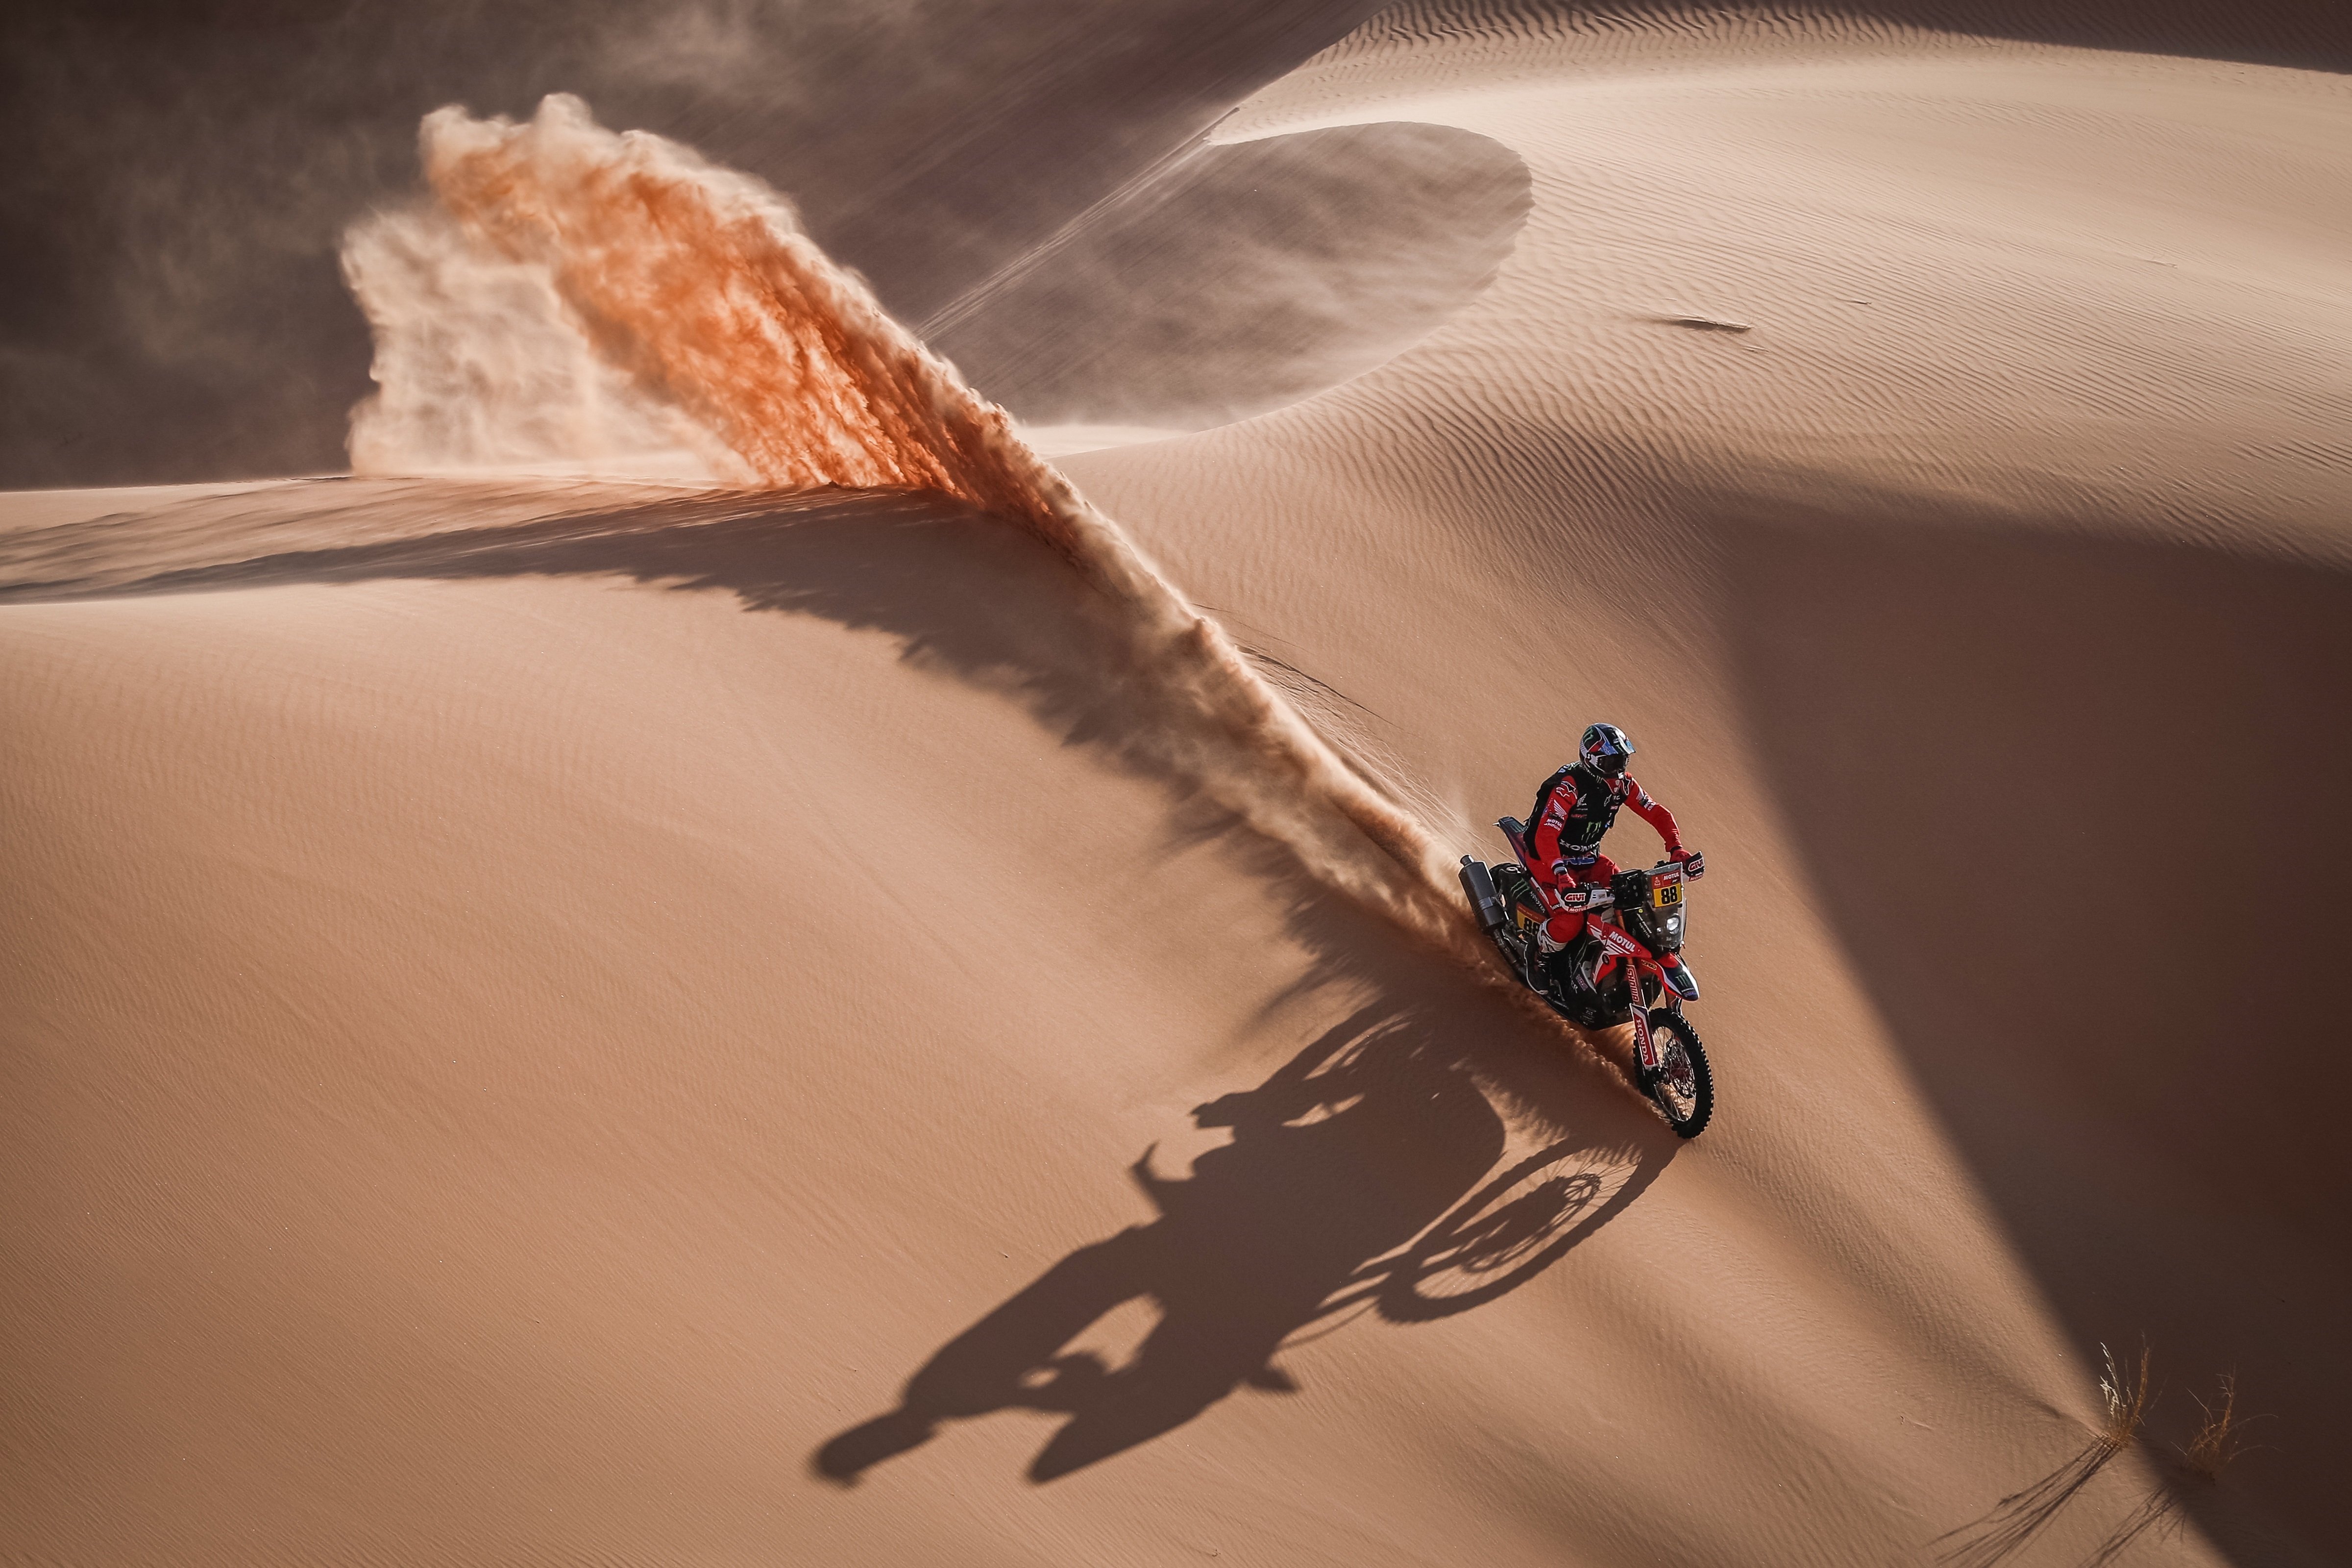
[363,94,1474,955]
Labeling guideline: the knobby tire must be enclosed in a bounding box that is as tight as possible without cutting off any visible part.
[1642,1007,1714,1139]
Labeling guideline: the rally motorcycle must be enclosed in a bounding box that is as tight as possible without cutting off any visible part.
[1458,818,1715,1138]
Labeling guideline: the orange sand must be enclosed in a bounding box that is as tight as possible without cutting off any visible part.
[5,6,2347,1565]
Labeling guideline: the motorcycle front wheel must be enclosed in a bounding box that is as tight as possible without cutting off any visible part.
[1641,1008,1714,1139]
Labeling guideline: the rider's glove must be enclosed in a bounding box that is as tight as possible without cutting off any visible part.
[1672,847,1705,879]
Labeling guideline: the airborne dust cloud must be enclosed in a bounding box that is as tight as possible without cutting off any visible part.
[360,95,1478,953]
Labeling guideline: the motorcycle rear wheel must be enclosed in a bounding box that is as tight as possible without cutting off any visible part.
[1640,1008,1714,1139]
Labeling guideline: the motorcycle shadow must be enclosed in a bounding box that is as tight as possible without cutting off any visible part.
[26,483,1687,1487]
[813,997,1668,1486]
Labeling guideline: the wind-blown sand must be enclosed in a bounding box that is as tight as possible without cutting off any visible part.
[4,6,2347,1566]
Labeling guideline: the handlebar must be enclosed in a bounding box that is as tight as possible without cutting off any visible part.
[1537,859,1702,912]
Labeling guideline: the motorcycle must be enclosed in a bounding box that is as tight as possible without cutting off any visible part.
[1458,818,1715,1138]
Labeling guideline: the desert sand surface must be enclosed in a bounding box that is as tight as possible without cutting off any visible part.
[4,5,2348,1567]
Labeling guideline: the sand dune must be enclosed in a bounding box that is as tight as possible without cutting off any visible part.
[5,4,2348,1566]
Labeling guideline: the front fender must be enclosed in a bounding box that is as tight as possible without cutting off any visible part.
[1659,954,1700,1002]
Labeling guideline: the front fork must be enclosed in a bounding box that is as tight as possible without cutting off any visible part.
[1625,959,1661,1073]
[1594,929,1675,1073]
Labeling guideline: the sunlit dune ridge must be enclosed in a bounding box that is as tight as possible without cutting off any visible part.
[388,94,1472,952]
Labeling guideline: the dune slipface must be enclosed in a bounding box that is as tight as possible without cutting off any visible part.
[3,6,2347,1568]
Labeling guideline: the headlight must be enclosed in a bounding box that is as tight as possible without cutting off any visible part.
[1666,915,1681,931]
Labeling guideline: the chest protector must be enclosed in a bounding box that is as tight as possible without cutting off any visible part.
[1530,764,1627,862]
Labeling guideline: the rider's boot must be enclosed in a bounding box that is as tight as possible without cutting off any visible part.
[1537,931,1599,999]
[1531,925,1566,990]
[1568,935,1605,997]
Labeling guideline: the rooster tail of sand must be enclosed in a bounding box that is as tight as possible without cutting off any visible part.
[344,94,1473,952]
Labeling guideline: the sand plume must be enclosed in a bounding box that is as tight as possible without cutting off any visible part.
[361,95,1471,951]
[342,204,723,479]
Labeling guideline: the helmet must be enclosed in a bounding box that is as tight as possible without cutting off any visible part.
[1578,722,1636,777]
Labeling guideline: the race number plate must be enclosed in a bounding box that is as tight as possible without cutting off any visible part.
[1652,882,1683,908]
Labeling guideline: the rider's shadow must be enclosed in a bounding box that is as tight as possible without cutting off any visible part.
[813,1007,1662,1484]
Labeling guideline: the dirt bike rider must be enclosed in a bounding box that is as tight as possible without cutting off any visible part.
[1529,722,1704,994]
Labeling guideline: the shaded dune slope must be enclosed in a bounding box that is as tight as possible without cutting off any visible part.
[1,0,1398,488]
[1069,4,2351,1556]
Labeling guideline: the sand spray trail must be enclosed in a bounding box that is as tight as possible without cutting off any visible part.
[347,96,1477,956]
[342,203,723,479]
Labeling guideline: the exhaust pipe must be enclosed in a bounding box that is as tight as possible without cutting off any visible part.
[1459,856,1508,934]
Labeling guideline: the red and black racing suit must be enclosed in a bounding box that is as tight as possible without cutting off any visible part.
[1527,763,1686,949]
